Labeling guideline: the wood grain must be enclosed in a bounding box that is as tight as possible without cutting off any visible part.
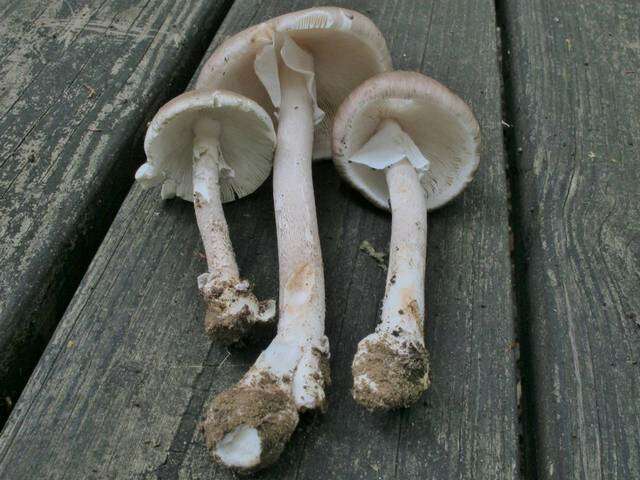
[0,0,518,478]
[501,0,640,478]
[0,0,232,423]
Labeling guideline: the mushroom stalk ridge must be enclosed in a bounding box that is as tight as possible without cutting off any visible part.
[201,40,329,474]
[193,118,276,344]
[350,119,431,410]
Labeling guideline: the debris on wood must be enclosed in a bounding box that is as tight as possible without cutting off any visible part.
[83,84,97,98]
[359,240,387,271]
[215,351,231,371]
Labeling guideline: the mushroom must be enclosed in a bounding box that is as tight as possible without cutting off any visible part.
[332,71,480,411]
[196,7,392,159]
[198,8,391,473]
[135,89,277,344]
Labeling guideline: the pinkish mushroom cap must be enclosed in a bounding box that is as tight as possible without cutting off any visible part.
[332,71,481,210]
[196,7,392,160]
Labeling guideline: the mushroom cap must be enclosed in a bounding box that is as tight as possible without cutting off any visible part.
[195,7,392,160]
[332,71,481,211]
[141,89,276,203]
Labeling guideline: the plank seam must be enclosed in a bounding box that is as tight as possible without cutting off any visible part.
[494,1,539,479]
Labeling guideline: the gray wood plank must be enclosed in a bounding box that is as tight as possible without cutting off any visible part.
[0,0,518,478]
[501,0,640,478]
[0,0,233,423]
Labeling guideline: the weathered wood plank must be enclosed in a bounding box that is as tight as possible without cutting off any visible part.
[501,1,640,478]
[0,0,232,422]
[0,0,518,478]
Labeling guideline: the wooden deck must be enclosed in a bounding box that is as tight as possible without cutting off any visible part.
[0,0,637,479]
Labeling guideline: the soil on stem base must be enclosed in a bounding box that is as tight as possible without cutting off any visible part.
[201,373,298,474]
[352,332,430,411]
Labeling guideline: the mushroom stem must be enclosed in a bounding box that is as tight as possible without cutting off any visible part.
[381,157,427,339]
[192,119,239,282]
[351,127,430,411]
[201,59,329,474]
[273,61,325,341]
[192,118,276,344]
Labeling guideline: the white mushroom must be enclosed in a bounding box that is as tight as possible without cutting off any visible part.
[196,7,392,159]
[332,71,481,410]
[135,89,277,344]
[198,8,391,473]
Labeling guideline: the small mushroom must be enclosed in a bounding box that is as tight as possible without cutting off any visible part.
[197,8,391,473]
[135,89,277,344]
[332,71,480,410]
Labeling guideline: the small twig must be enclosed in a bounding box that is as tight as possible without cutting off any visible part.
[83,84,97,98]
[215,351,231,371]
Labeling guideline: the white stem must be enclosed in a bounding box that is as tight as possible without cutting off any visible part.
[192,119,276,344]
[381,156,428,341]
[192,119,240,283]
[351,121,430,411]
[202,50,329,476]
[272,62,325,342]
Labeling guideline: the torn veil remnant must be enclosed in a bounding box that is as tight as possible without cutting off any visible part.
[135,89,277,345]
[333,71,481,410]
[197,8,392,473]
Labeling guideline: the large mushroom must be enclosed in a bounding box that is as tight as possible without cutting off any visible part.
[198,8,391,473]
[196,7,392,159]
[332,71,481,411]
[135,89,277,344]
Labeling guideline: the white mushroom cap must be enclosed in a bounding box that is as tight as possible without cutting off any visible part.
[195,7,392,159]
[332,71,481,210]
[137,89,276,202]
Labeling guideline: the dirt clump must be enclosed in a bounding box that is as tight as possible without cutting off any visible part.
[352,333,430,411]
[202,280,275,344]
[201,374,298,474]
